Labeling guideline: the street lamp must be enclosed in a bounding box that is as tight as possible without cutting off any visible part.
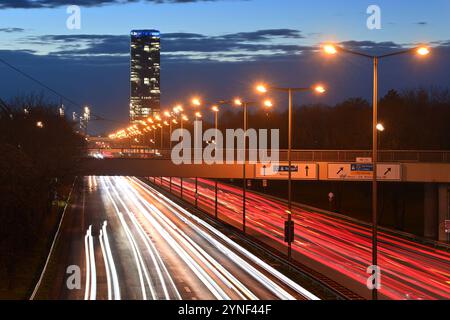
[211,105,220,134]
[191,98,201,107]
[256,83,325,260]
[233,98,274,234]
[157,123,163,149]
[181,114,188,131]
[163,110,174,149]
[323,43,429,300]
[173,105,184,115]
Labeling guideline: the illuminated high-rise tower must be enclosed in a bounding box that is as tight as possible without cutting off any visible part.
[130,30,160,123]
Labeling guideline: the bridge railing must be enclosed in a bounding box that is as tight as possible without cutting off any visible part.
[86,148,450,163]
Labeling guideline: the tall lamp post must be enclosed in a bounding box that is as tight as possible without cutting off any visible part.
[323,43,430,300]
[192,98,237,219]
[233,98,273,233]
[212,105,220,219]
[164,110,174,149]
[257,83,325,259]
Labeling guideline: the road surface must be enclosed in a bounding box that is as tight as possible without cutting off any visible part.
[156,177,450,300]
[33,176,319,300]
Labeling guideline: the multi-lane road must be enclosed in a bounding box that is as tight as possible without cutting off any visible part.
[156,177,450,300]
[32,176,319,300]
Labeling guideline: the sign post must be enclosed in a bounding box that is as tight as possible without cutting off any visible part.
[284,220,295,243]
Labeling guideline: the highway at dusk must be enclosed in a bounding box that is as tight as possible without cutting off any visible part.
[33,176,319,300]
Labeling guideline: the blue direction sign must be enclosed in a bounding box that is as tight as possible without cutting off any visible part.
[273,165,299,173]
[351,163,374,172]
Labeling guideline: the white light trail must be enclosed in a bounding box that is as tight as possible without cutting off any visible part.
[84,225,97,300]
[101,220,121,300]
[131,177,320,300]
[99,228,112,300]
[120,178,257,300]
[111,179,181,300]
[88,225,97,300]
[101,177,150,300]
[109,177,230,300]
[84,226,90,300]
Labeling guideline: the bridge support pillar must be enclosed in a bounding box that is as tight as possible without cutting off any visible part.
[438,184,449,242]
[424,184,438,239]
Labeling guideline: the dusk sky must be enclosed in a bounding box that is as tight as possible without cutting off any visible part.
[1,0,449,133]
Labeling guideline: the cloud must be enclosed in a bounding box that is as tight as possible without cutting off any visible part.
[415,21,428,26]
[0,27,25,33]
[24,29,309,61]
[0,0,229,9]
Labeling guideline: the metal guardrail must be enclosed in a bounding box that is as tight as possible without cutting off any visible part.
[87,148,450,163]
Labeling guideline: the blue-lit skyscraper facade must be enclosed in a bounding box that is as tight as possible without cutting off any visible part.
[130,30,160,122]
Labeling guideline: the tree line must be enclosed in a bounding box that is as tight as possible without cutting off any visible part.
[0,95,85,297]
[208,88,450,150]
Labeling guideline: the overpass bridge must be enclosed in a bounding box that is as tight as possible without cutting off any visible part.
[83,148,450,183]
[82,148,450,243]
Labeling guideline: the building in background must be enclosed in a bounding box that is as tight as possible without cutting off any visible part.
[130,30,160,123]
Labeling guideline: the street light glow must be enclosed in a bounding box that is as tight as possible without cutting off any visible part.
[211,105,219,112]
[256,84,268,93]
[192,98,201,106]
[164,110,171,117]
[173,105,183,113]
[36,121,44,128]
[314,85,326,94]
[323,44,338,55]
[376,123,385,132]
[234,98,243,106]
[195,111,202,118]
[264,99,273,108]
[417,46,430,56]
